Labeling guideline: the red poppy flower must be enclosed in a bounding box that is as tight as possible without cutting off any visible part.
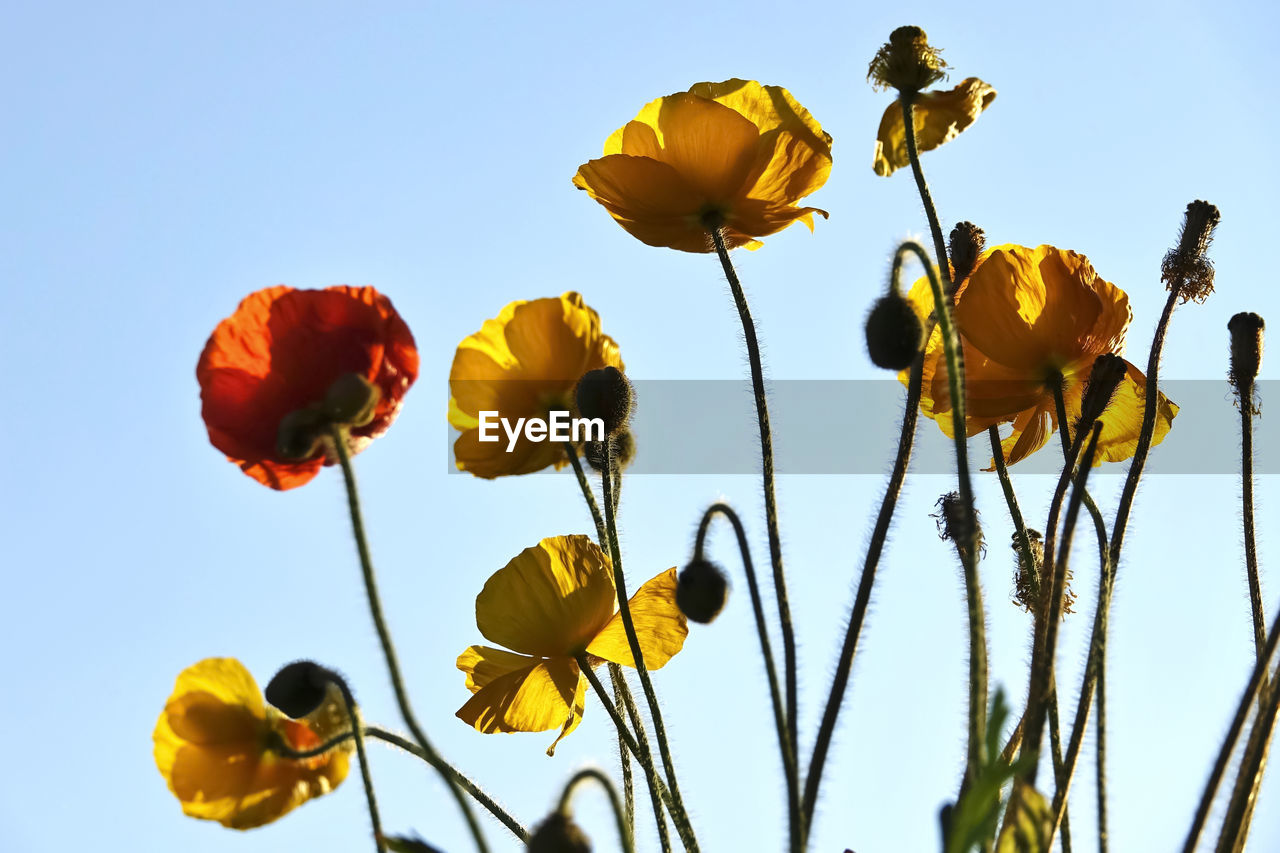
[197,285,419,490]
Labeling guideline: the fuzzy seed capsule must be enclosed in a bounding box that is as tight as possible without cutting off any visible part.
[1161,199,1221,303]
[867,26,949,93]
[676,559,730,624]
[865,292,924,370]
[527,812,591,853]
[1229,312,1265,392]
[948,222,986,282]
[574,366,633,436]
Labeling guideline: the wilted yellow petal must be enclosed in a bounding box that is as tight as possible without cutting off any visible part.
[873,77,996,177]
[587,567,689,669]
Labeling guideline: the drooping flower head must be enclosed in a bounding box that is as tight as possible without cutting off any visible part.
[153,658,352,828]
[456,535,687,754]
[905,244,1178,465]
[573,79,833,252]
[449,293,623,478]
[198,285,419,490]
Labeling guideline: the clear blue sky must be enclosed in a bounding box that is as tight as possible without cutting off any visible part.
[3,1,1279,850]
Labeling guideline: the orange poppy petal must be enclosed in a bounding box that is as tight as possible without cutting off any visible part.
[573,154,711,251]
[476,536,619,657]
[653,93,761,200]
[587,568,689,669]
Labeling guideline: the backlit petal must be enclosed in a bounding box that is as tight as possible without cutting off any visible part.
[476,536,618,657]
[587,568,688,669]
[455,655,583,743]
[873,78,996,177]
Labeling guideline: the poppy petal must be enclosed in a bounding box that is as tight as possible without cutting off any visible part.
[587,568,689,669]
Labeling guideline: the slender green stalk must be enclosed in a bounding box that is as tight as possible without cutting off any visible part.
[989,426,1038,600]
[1095,603,1110,853]
[272,723,529,841]
[900,94,987,785]
[1047,696,1073,852]
[1043,424,1103,848]
[558,768,636,853]
[1240,402,1266,658]
[1184,604,1280,851]
[1217,671,1280,851]
[804,342,924,836]
[599,441,700,852]
[578,655,674,853]
[1047,381,1110,563]
[694,503,798,850]
[327,426,489,853]
[707,222,799,763]
[565,442,636,832]
[332,677,385,853]
[610,664,637,835]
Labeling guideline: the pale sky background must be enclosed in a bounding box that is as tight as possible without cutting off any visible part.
[3,1,1280,851]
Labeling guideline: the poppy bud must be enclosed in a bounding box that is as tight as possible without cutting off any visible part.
[1077,353,1128,431]
[527,812,591,853]
[323,372,381,427]
[266,660,333,719]
[867,25,948,94]
[1229,312,1265,398]
[676,559,729,624]
[865,292,924,370]
[948,222,986,282]
[1161,199,1220,304]
[933,491,983,563]
[585,430,636,474]
[574,366,633,436]
[276,407,328,460]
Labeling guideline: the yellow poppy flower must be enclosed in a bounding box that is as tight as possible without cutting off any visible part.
[154,658,352,829]
[448,292,623,478]
[873,78,996,177]
[456,535,688,755]
[904,244,1178,465]
[573,79,833,252]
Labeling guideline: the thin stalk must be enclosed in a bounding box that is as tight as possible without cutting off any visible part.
[579,655,675,853]
[707,222,799,762]
[1043,424,1103,848]
[611,664,637,836]
[1096,605,1110,853]
[901,94,987,782]
[1184,602,1280,851]
[333,678,385,853]
[1047,696,1073,852]
[694,503,798,850]
[558,768,636,853]
[804,342,924,834]
[1217,670,1280,852]
[1241,401,1267,659]
[566,443,608,547]
[989,426,1039,600]
[1047,381,1110,564]
[274,724,528,841]
[327,426,489,853]
[599,441,700,852]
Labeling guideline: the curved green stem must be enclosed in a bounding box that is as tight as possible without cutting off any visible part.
[558,768,636,853]
[327,426,489,853]
[804,335,924,836]
[579,655,674,853]
[707,222,799,767]
[694,502,798,849]
[989,426,1038,601]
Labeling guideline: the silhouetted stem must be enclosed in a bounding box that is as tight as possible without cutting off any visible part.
[989,426,1038,600]
[558,768,636,853]
[328,426,489,853]
[707,223,799,765]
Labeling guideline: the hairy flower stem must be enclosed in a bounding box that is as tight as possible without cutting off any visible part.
[694,503,799,850]
[900,236,988,787]
[1217,671,1280,851]
[989,426,1038,600]
[330,676,385,853]
[707,222,800,764]
[1184,604,1280,850]
[327,426,489,853]
[1096,660,1109,853]
[275,725,529,842]
[804,332,925,838]
[1239,402,1267,659]
[579,655,675,853]
[558,768,636,853]
[1042,425,1103,849]
[600,441,700,853]
[565,442,637,831]
[900,95,987,785]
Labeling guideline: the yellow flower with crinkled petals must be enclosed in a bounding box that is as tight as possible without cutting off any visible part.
[873,78,996,177]
[903,244,1178,466]
[153,658,352,829]
[449,292,623,478]
[574,79,832,252]
[456,535,688,755]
